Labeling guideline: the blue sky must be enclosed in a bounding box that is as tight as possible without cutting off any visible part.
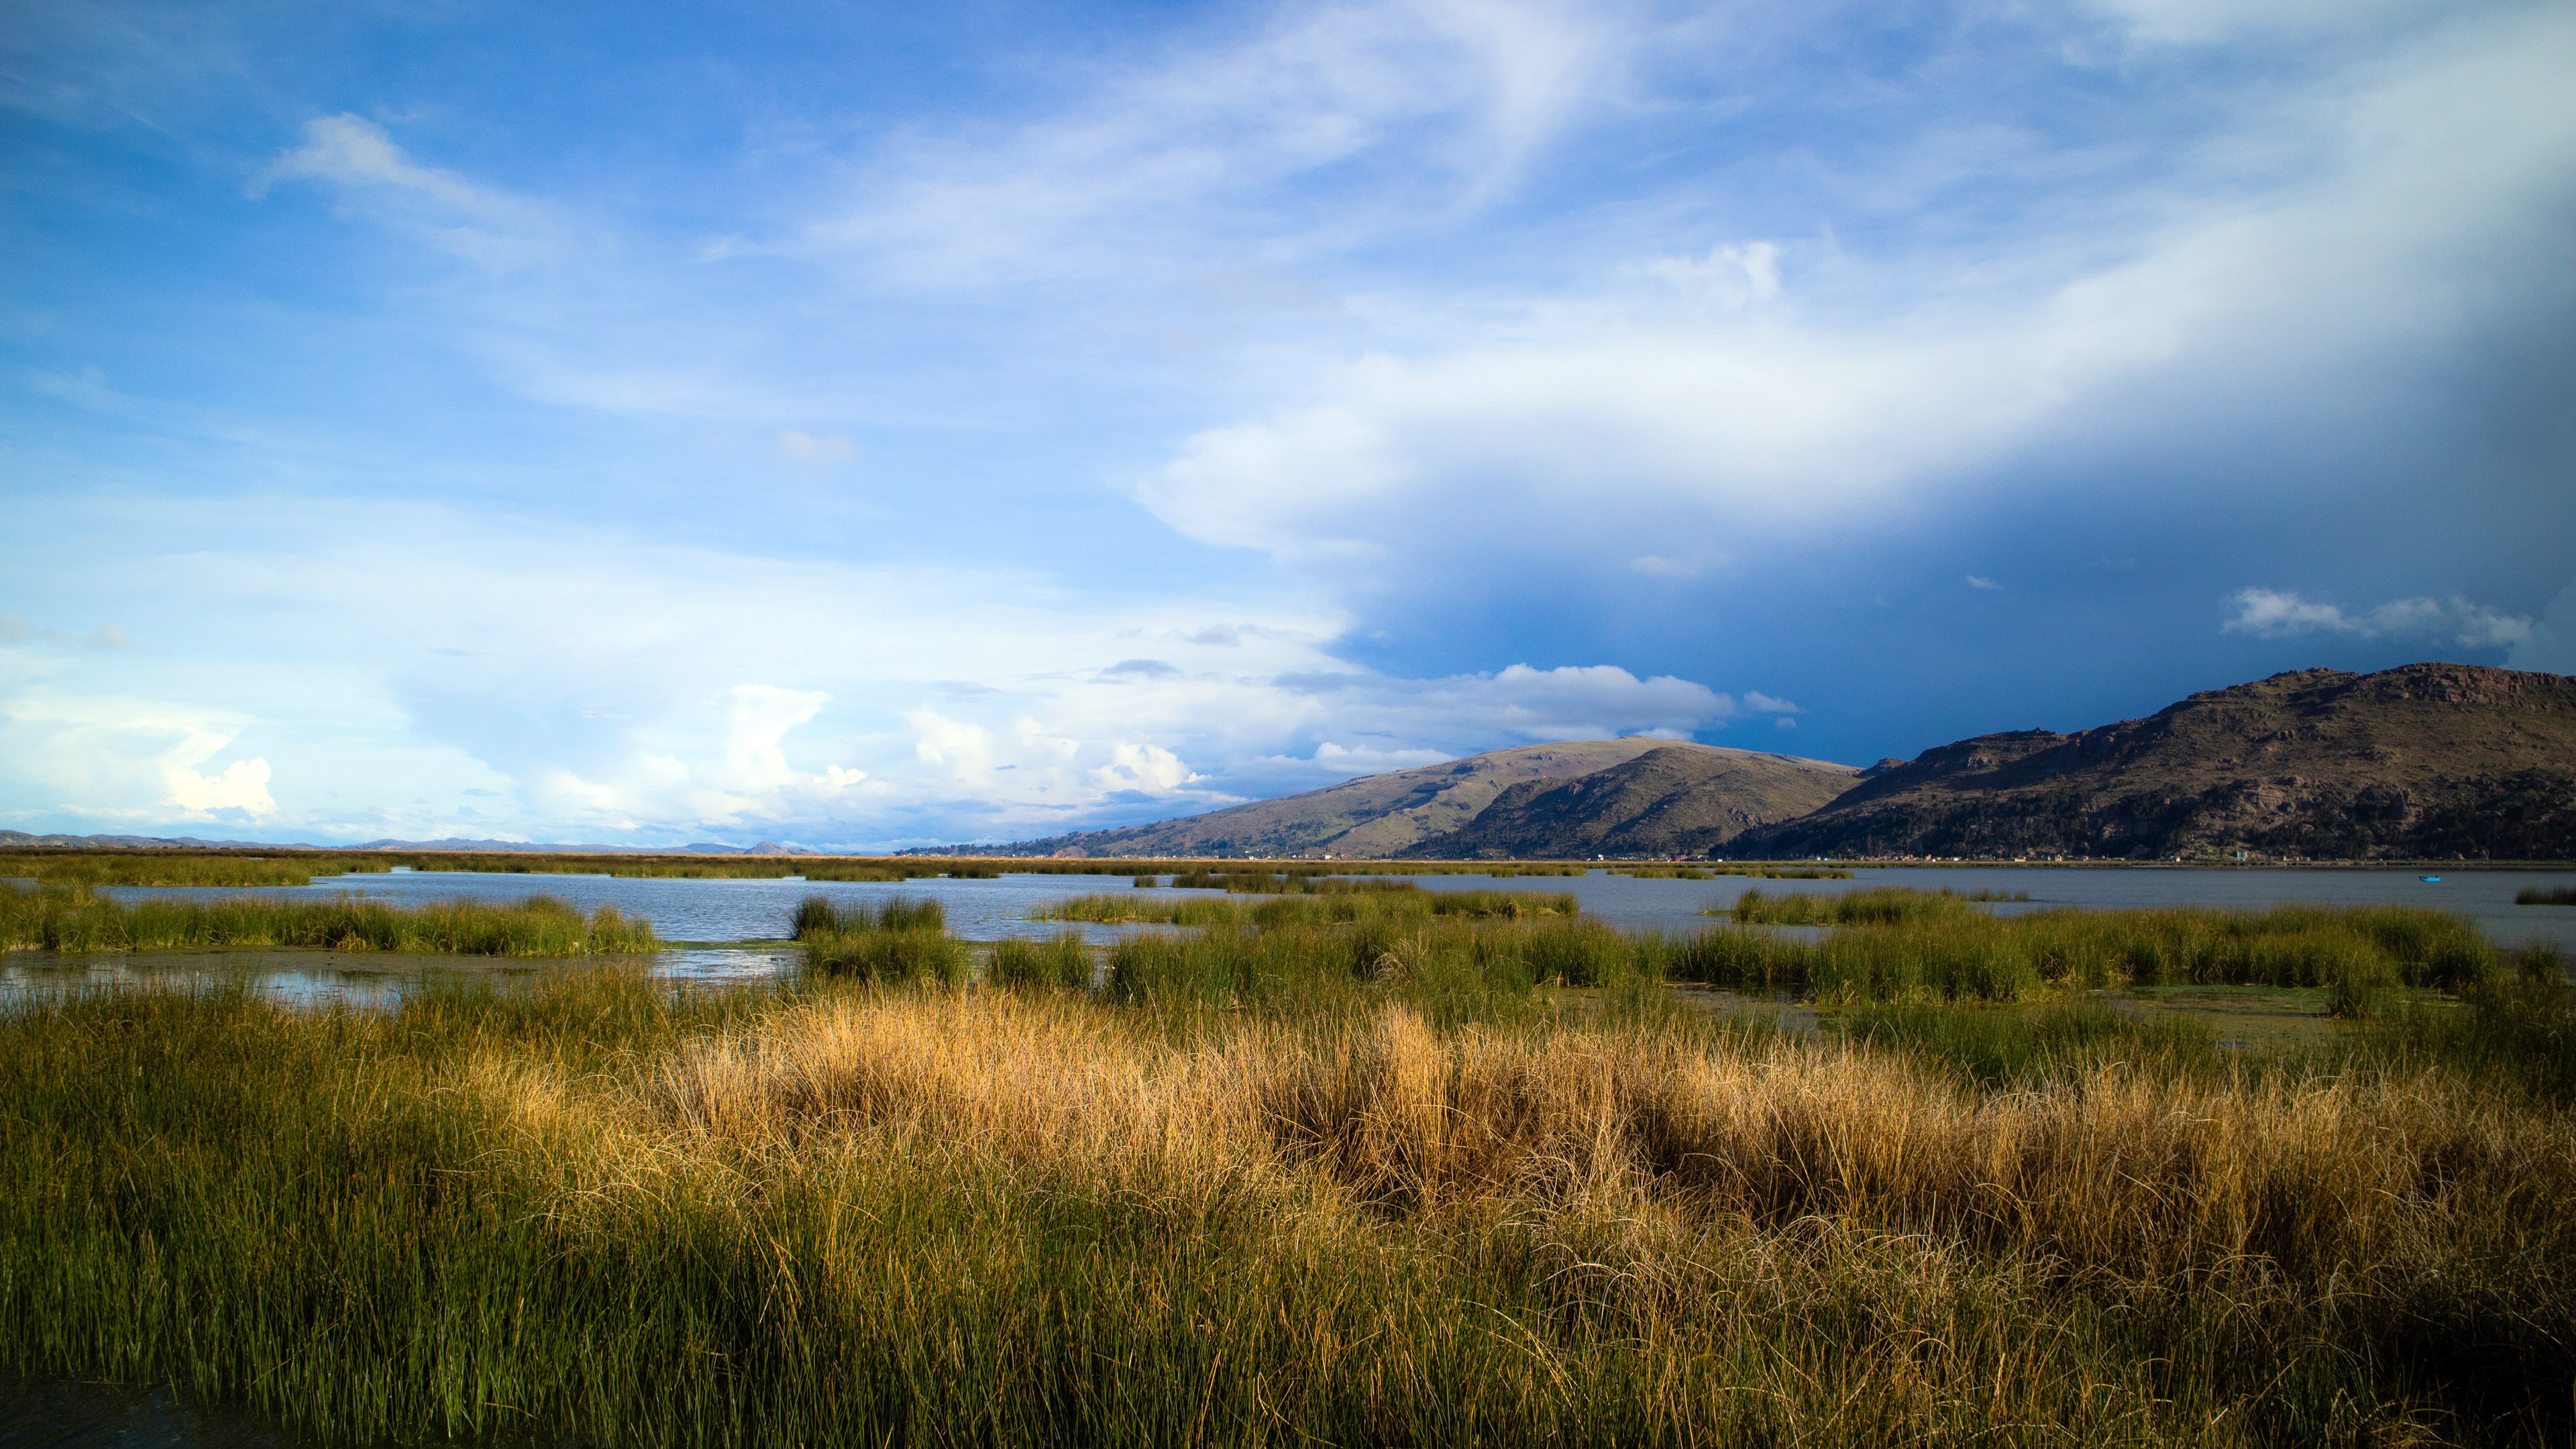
[5,0,2572,848]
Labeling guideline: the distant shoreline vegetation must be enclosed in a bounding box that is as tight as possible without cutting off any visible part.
[0,883,655,956]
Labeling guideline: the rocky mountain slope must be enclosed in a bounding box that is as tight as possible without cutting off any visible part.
[1398,745,1864,859]
[1735,663,2576,861]
[998,739,1859,858]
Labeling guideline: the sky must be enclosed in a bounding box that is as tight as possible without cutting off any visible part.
[3,0,2572,849]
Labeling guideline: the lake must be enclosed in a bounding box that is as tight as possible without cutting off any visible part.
[4,865,2570,1012]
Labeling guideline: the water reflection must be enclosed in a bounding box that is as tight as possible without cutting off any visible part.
[0,1373,307,1448]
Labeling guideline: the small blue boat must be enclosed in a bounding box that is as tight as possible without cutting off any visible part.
[2419,875,2443,883]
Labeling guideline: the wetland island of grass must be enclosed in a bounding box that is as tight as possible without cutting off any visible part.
[1,878,2571,1445]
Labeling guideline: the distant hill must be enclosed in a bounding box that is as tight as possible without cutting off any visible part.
[1398,745,1864,859]
[992,739,1858,858]
[1735,663,2576,861]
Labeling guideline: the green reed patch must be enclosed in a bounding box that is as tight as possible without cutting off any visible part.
[1725,885,1985,926]
[1036,888,1577,930]
[791,894,965,983]
[987,932,1093,990]
[0,883,655,956]
[2518,886,2576,906]
[1668,894,2511,1005]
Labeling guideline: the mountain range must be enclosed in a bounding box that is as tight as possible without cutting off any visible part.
[1008,663,2576,861]
[1736,663,2576,861]
[989,739,1860,859]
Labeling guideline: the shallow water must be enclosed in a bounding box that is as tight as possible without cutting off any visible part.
[0,1373,307,1448]
[2,863,2557,1014]
[52,863,2576,952]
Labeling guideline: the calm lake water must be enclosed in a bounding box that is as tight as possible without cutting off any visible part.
[52,861,2576,951]
[4,865,2568,1014]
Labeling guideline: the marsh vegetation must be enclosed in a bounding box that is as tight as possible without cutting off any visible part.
[0,883,654,956]
[1,883,2569,1444]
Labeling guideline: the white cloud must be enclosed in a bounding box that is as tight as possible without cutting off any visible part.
[807,0,1636,290]
[1093,741,1199,795]
[1966,576,2002,590]
[775,431,855,464]
[1130,5,2576,572]
[256,115,490,209]
[253,115,553,268]
[1743,692,1799,714]
[2223,587,2534,647]
[1309,740,1453,773]
[1633,241,1781,308]
[0,693,276,820]
[0,489,1816,843]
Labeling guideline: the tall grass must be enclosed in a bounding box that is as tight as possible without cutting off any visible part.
[2,969,2571,1444]
[2518,886,2576,906]
[0,883,655,955]
[1684,891,2510,1006]
[791,894,966,984]
[987,933,1093,989]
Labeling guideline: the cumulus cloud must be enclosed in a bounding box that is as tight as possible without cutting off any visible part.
[0,693,275,820]
[2223,587,2534,647]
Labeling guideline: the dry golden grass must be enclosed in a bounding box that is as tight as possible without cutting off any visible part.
[476,988,2573,1321]
[9,965,2570,1444]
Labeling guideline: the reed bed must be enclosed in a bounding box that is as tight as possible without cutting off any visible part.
[1690,890,2520,1009]
[1727,884,1990,925]
[2518,886,2576,906]
[1034,888,1579,928]
[2,961,2571,1445]
[0,883,654,956]
[792,894,968,983]
[1621,865,1856,880]
[0,853,337,888]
